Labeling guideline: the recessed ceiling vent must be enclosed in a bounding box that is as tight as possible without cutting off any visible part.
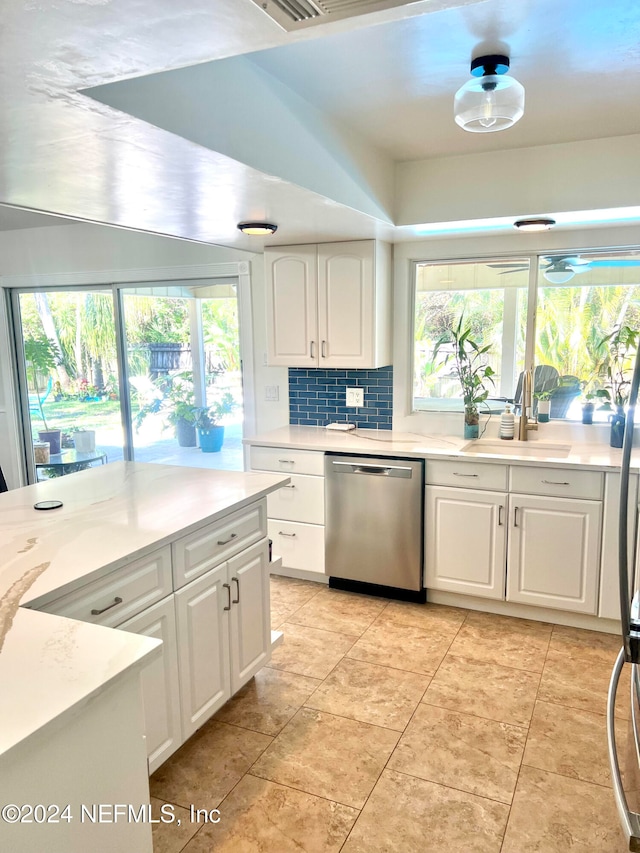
[251,0,421,31]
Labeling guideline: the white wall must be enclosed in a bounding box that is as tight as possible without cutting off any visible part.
[397,135,640,226]
[392,223,640,437]
[0,223,289,486]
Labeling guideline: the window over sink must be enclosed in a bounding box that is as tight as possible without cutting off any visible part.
[412,249,640,421]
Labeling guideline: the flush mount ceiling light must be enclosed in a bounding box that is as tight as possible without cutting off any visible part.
[454,54,525,133]
[513,217,557,232]
[237,221,278,236]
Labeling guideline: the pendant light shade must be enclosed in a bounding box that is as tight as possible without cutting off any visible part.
[454,55,524,133]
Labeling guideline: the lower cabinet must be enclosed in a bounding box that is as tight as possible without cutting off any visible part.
[174,540,270,741]
[425,483,603,614]
[119,596,182,774]
[425,485,507,599]
[507,493,602,614]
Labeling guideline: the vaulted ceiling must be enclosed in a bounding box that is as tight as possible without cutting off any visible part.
[1,0,639,247]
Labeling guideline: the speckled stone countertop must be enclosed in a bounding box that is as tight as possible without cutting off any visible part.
[0,462,288,760]
[245,425,637,472]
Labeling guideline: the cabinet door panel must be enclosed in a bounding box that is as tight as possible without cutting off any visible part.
[425,486,506,599]
[317,241,374,368]
[119,596,182,774]
[507,494,601,613]
[175,564,230,739]
[265,246,317,366]
[228,541,271,693]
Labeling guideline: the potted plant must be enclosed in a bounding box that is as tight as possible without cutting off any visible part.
[194,392,236,453]
[24,333,62,454]
[432,316,495,439]
[581,390,595,425]
[134,371,198,447]
[534,389,552,423]
[594,324,639,447]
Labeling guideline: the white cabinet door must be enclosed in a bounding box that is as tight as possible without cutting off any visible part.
[228,540,271,694]
[425,485,507,600]
[119,596,182,774]
[175,563,230,740]
[265,245,318,367]
[507,493,602,613]
[317,241,374,368]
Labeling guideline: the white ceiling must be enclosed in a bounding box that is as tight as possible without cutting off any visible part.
[0,0,639,247]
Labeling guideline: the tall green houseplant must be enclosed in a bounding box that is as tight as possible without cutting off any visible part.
[433,316,495,438]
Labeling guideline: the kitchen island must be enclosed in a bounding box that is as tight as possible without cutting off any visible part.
[0,461,288,852]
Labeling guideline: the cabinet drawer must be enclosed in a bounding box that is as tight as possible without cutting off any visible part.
[250,446,325,476]
[38,546,172,628]
[509,466,603,500]
[426,459,508,491]
[268,520,325,575]
[173,500,267,589]
[267,473,324,524]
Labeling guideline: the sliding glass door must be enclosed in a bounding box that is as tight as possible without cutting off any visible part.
[15,288,124,481]
[13,279,243,482]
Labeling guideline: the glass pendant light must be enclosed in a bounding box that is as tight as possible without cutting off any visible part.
[454,55,525,133]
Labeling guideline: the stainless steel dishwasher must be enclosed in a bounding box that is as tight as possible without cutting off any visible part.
[325,454,425,602]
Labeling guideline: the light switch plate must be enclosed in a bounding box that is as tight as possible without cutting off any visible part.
[346,387,364,407]
[265,385,279,401]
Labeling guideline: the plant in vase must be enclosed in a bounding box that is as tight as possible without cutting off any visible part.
[581,390,595,425]
[24,333,62,454]
[594,325,639,448]
[432,316,495,439]
[194,392,237,453]
[534,390,552,423]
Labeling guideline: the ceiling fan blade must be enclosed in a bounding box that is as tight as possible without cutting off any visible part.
[587,260,640,267]
[488,263,529,269]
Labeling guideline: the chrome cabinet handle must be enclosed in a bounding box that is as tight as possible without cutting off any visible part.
[232,577,240,604]
[514,506,519,527]
[91,596,123,616]
[541,479,570,485]
[278,531,297,538]
[321,340,327,358]
[453,472,478,478]
[283,484,296,489]
[279,459,295,466]
[310,341,316,358]
[498,505,504,526]
[223,583,231,611]
[217,532,238,546]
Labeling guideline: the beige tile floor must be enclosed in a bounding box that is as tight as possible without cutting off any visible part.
[150,576,631,853]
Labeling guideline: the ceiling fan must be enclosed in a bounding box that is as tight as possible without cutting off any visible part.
[489,255,640,283]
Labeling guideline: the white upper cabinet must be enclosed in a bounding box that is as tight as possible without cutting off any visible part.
[265,240,391,368]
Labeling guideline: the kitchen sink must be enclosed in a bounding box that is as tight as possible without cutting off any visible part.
[461,440,572,458]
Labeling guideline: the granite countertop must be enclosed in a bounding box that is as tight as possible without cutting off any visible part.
[0,461,288,761]
[244,425,634,472]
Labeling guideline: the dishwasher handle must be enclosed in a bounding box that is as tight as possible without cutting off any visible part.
[330,460,414,478]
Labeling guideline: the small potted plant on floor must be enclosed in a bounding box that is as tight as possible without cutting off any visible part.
[134,371,198,447]
[194,392,237,453]
[432,316,495,439]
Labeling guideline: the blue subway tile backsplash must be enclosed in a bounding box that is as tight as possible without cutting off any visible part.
[289,366,393,429]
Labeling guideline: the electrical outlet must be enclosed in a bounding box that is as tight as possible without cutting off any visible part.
[346,387,364,407]
[265,385,279,401]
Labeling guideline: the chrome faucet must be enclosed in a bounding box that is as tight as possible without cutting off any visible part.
[518,369,539,441]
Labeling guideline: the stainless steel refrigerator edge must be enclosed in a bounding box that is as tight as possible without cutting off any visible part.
[324,454,424,600]
[608,344,640,851]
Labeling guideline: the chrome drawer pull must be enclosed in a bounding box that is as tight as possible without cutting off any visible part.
[223,583,231,611]
[279,459,295,465]
[232,577,240,604]
[321,340,327,358]
[514,506,519,527]
[91,596,123,616]
[278,531,297,538]
[217,533,238,545]
[453,472,478,478]
[310,341,316,359]
[498,505,504,526]
[542,479,570,485]
[283,484,296,489]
